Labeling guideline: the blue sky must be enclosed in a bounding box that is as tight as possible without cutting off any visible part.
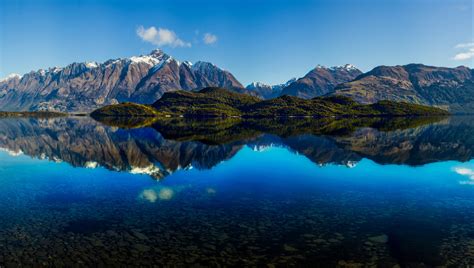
[0,0,472,85]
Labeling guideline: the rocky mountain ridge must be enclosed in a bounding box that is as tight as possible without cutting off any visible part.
[246,78,296,99]
[278,64,363,99]
[332,64,474,113]
[1,50,473,113]
[0,50,244,112]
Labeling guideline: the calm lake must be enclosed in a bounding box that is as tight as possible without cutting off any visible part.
[0,116,473,266]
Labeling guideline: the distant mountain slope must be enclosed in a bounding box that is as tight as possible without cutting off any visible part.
[0,50,245,112]
[279,64,362,99]
[332,64,474,114]
[246,78,296,99]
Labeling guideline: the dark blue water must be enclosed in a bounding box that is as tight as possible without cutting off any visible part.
[0,116,473,266]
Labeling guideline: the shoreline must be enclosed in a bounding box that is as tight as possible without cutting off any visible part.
[0,111,68,118]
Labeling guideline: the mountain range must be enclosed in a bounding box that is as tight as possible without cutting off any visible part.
[245,78,296,99]
[0,50,245,112]
[0,49,473,113]
[333,64,474,114]
[278,64,363,98]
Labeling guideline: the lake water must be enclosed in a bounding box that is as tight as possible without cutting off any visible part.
[0,116,473,266]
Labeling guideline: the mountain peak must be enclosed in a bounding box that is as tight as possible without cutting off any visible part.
[280,65,363,99]
[315,64,359,72]
[247,78,297,91]
[149,49,166,58]
[129,50,171,66]
[333,63,474,113]
[0,49,245,112]
[192,61,218,72]
[85,62,98,69]
[0,73,22,82]
[284,77,297,86]
[247,82,271,89]
[193,61,215,67]
[338,64,358,71]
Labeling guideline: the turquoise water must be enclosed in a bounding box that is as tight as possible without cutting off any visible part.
[0,117,473,266]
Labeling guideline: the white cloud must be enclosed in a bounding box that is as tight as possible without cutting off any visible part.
[453,48,474,61]
[203,33,218,45]
[136,26,191,48]
[453,42,474,61]
[455,42,474,48]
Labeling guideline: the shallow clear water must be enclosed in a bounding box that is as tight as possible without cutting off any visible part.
[0,116,473,266]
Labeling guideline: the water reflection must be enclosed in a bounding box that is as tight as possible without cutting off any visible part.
[0,116,474,266]
[454,165,474,185]
[0,116,473,179]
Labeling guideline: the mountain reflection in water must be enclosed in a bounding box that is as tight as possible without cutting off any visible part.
[1,116,473,179]
[1,116,474,266]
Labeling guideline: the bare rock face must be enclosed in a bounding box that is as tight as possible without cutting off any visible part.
[0,50,245,112]
[333,64,474,113]
[279,64,363,99]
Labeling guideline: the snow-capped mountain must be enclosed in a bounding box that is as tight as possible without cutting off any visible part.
[246,64,362,100]
[0,73,22,83]
[0,51,363,111]
[280,64,362,99]
[0,49,244,112]
[329,64,359,71]
[314,64,359,72]
[246,78,296,99]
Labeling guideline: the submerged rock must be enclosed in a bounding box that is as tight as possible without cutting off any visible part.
[368,234,388,244]
[283,244,298,252]
[131,230,148,240]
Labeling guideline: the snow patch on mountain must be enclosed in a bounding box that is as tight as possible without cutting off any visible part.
[0,73,22,82]
[315,64,359,71]
[50,67,63,73]
[246,78,297,91]
[150,57,173,73]
[1,49,230,87]
[130,55,161,66]
[247,82,271,89]
[330,64,358,71]
[85,62,98,68]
